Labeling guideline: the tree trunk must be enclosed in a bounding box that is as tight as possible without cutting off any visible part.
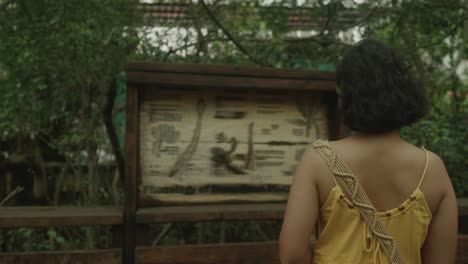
[103,80,125,185]
[32,141,48,202]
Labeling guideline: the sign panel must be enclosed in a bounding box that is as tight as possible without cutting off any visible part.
[139,87,328,203]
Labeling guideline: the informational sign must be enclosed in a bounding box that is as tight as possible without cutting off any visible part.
[139,87,328,203]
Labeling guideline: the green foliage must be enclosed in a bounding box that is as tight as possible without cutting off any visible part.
[402,96,468,196]
[0,0,466,252]
[1,226,113,251]
[0,0,139,138]
[0,0,139,251]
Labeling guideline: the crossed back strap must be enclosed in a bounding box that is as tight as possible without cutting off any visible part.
[313,140,405,264]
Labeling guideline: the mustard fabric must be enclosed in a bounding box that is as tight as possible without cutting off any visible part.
[312,142,432,264]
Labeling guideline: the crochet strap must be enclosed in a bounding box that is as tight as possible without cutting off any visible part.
[312,139,405,264]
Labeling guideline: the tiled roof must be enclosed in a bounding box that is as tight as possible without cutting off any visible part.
[140,3,360,29]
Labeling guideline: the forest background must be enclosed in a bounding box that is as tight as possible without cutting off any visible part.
[0,0,466,251]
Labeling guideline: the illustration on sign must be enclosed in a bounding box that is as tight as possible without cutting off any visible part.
[139,88,328,202]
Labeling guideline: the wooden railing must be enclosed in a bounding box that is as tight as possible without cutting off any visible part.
[0,239,467,264]
[0,199,467,263]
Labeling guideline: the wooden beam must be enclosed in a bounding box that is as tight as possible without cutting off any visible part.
[137,199,468,224]
[126,61,336,80]
[458,197,468,217]
[123,85,140,264]
[127,72,336,91]
[140,193,288,206]
[325,92,347,140]
[0,199,466,228]
[137,203,286,224]
[1,237,467,264]
[457,235,468,264]
[0,207,122,228]
[0,249,121,264]
[136,242,280,264]
[137,237,468,264]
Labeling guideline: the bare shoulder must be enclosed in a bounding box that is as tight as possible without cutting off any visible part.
[300,143,327,167]
[420,149,458,263]
[297,143,332,181]
[421,149,453,214]
[295,142,335,205]
[424,150,451,187]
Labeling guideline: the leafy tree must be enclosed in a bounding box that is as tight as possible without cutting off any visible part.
[0,0,140,202]
[0,0,466,252]
[0,0,140,249]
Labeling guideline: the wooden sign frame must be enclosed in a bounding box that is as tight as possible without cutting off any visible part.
[123,61,344,263]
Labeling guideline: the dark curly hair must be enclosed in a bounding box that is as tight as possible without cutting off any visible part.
[336,39,429,133]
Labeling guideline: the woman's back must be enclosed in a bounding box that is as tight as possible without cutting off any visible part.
[315,134,440,215]
[312,137,434,263]
[280,135,457,264]
[279,39,458,264]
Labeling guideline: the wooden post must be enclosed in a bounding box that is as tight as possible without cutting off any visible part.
[123,85,139,264]
[326,92,348,140]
